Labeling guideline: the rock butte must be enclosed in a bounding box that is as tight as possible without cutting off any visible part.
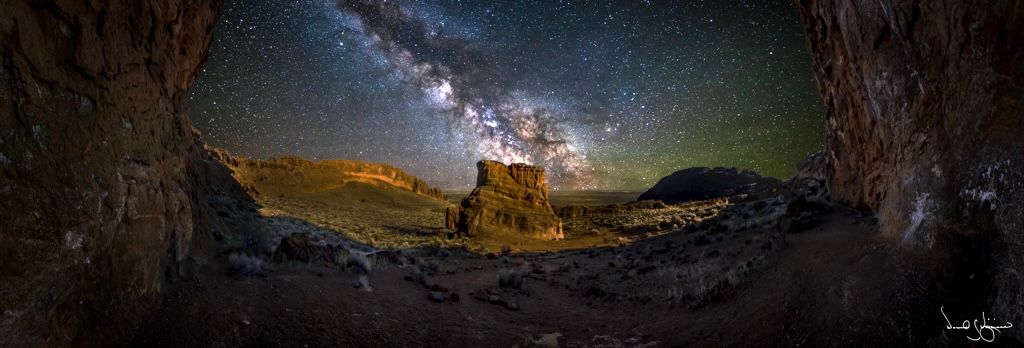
[449,160,564,240]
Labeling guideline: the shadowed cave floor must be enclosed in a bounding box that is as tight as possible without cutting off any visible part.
[131,209,961,347]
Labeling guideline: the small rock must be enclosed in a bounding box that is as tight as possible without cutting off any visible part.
[429,291,446,302]
[404,272,424,284]
[472,290,489,302]
[498,269,525,289]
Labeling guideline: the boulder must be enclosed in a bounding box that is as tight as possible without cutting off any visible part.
[794,151,827,182]
[639,167,782,204]
[272,233,315,263]
[454,160,563,240]
[271,232,348,266]
[445,206,459,230]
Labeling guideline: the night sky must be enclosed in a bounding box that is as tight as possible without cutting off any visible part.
[189,0,824,190]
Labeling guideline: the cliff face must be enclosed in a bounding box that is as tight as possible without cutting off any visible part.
[0,1,222,345]
[455,160,563,240]
[796,0,1024,336]
[213,153,448,202]
[639,167,782,204]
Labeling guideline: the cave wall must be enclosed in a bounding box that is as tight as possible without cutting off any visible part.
[796,0,1024,337]
[0,1,222,345]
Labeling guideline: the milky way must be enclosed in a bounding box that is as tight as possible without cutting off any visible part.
[189,0,824,190]
[335,0,594,187]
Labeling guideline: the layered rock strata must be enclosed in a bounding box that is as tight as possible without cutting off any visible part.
[454,160,563,240]
[210,152,447,202]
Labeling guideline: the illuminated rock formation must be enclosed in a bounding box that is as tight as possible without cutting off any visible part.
[210,153,447,202]
[455,160,563,240]
[445,206,459,230]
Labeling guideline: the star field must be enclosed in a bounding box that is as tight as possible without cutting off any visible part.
[189,0,824,190]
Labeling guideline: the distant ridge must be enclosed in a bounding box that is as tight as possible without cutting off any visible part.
[207,148,447,202]
[639,167,781,204]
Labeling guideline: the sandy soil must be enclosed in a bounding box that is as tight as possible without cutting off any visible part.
[256,182,456,249]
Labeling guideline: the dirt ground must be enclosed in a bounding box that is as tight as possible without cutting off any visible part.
[131,199,985,347]
[122,174,1024,347]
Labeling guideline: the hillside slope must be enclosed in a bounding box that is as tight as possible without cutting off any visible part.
[209,150,447,202]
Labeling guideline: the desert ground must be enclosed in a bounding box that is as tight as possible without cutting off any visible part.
[126,175,965,347]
